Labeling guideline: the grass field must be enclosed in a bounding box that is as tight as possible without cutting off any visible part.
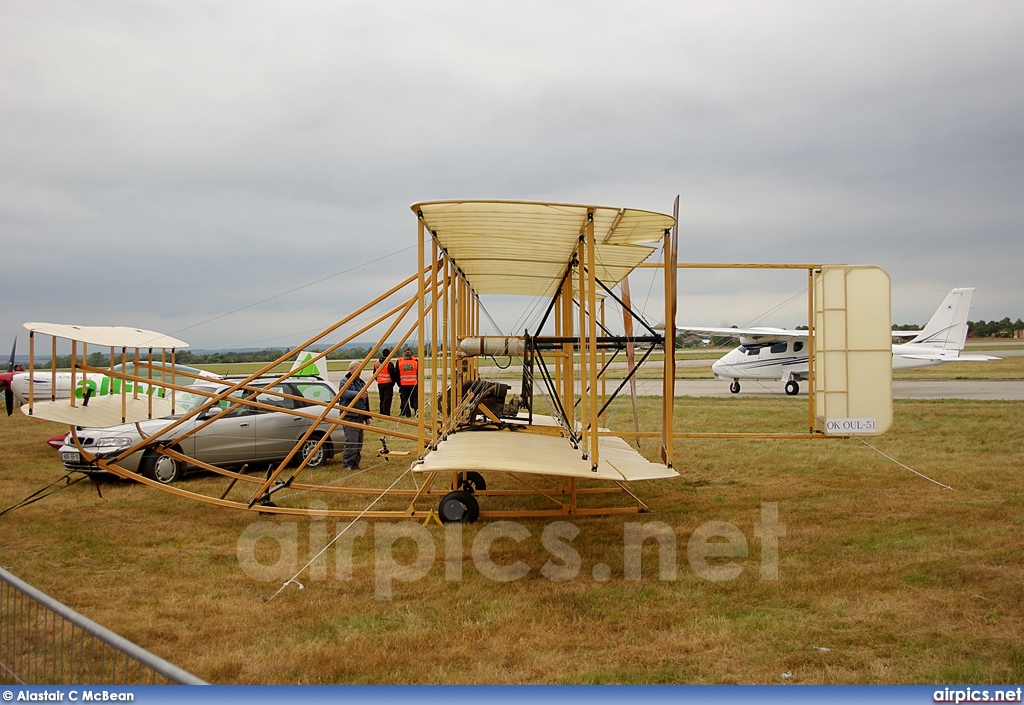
[2,393,1023,684]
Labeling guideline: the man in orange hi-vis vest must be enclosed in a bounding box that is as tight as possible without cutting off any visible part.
[397,348,419,418]
[372,348,398,417]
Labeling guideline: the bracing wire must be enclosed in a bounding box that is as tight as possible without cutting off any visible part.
[265,465,416,603]
[641,246,664,323]
[854,437,955,491]
[0,473,89,517]
[742,288,808,329]
[478,299,505,337]
[171,245,416,338]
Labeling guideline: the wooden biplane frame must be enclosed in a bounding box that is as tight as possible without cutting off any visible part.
[20,199,892,522]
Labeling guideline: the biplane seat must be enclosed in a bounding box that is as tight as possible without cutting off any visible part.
[461,380,511,421]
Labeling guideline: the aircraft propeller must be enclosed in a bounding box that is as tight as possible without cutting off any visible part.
[1,336,17,416]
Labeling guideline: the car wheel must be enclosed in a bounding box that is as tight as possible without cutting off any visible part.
[140,450,184,484]
[299,434,327,468]
[456,471,486,493]
[439,490,479,524]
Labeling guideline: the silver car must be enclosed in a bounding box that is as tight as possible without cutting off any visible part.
[57,378,347,484]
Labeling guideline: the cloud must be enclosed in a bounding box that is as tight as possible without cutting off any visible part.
[2,0,1022,348]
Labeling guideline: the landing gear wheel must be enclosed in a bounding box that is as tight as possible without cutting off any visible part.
[785,380,800,396]
[456,471,486,493]
[298,434,327,468]
[140,450,184,485]
[438,490,480,524]
[729,380,741,394]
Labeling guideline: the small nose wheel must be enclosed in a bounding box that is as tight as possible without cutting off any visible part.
[729,380,741,394]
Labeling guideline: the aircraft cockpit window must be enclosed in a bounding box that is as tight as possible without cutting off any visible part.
[770,342,788,354]
[739,344,763,356]
[794,341,804,352]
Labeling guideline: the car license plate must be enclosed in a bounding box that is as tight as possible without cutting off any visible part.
[61,451,80,463]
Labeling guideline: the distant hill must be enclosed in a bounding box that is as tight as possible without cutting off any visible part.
[8,342,418,368]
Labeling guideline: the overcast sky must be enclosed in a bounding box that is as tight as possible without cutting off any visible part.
[3,1,1022,351]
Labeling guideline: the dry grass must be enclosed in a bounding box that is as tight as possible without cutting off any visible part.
[1,396,1023,684]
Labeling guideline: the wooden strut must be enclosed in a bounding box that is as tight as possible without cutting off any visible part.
[250,288,431,501]
[71,271,432,475]
[89,452,648,518]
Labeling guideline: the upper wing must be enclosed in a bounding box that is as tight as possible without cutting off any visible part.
[23,322,189,349]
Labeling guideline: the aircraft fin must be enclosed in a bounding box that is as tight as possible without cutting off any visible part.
[908,288,974,351]
[290,350,329,378]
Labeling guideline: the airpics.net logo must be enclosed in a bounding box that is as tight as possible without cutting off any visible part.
[236,502,786,599]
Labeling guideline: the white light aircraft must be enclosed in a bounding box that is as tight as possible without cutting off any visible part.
[680,287,999,395]
[0,333,329,415]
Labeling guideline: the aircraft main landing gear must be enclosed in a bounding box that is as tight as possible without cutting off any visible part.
[729,380,741,394]
[438,490,480,523]
[785,380,800,396]
[455,471,486,493]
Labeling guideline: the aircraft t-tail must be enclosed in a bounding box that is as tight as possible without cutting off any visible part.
[16,199,899,523]
[681,287,999,395]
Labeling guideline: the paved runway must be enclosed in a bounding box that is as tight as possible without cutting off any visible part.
[520,378,1024,400]
[664,379,1024,400]
[356,376,1024,401]
[358,347,1023,401]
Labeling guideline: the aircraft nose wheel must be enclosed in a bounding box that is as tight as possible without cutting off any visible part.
[729,380,741,394]
[785,380,800,396]
[438,490,480,524]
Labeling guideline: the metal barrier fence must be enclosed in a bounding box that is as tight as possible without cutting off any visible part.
[0,566,206,685]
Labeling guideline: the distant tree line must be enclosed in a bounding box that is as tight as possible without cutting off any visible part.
[967,318,1024,338]
[33,344,430,368]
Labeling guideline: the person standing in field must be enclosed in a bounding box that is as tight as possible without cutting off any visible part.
[397,348,419,418]
[339,360,371,469]
[372,348,398,417]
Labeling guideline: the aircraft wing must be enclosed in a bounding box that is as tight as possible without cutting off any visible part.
[416,428,678,481]
[676,326,807,342]
[413,200,673,298]
[23,322,189,349]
